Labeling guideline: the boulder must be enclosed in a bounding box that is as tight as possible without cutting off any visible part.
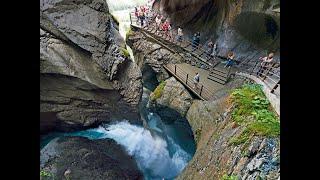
[149,77,193,118]
[40,136,143,180]
[40,0,142,133]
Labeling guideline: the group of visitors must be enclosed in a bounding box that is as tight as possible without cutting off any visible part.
[133,7,276,77]
[154,14,174,40]
[134,5,151,27]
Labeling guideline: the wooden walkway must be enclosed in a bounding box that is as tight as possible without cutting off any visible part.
[164,63,224,100]
[129,12,280,101]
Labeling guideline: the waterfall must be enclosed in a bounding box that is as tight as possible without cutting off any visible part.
[77,120,192,179]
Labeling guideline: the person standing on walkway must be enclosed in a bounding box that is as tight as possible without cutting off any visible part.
[193,72,200,89]
[211,43,217,59]
[155,15,162,34]
[257,52,274,77]
[177,27,183,42]
[225,51,235,68]
[167,22,173,41]
[135,7,139,24]
[139,10,145,27]
[192,33,198,51]
[192,32,200,51]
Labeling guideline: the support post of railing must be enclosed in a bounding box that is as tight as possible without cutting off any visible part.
[174,65,176,74]
[200,85,203,96]
[186,74,188,84]
[262,64,272,81]
[225,67,231,84]
[250,60,260,75]
[271,80,280,93]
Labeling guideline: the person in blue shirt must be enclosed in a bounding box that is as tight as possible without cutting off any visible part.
[225,51,235,68]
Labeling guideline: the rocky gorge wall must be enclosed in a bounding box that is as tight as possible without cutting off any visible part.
[40,0,143,133]
[129,26,279,179]
[154,0,280,61]
[147,74,280,179]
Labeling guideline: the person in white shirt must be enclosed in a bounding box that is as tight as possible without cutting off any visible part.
[257,52,274,77]
[177,27,183,42]
[155,15,162,34]
[193,72,200,89]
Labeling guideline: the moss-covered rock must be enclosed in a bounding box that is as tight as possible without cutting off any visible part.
[149,77,193,117]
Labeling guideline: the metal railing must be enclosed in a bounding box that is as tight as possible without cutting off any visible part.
[163,64,213,100]
[129,11,280,97]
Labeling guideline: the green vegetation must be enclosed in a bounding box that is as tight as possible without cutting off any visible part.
[40,170,52,177]
[150,81,166,101]
[125,27,134,42]
[229,83,279,145]
[221,174,238,180]
[120,47,130,57]
[194,128,202,143]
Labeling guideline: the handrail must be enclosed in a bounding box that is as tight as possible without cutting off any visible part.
[163,64,213,100]
[129,10,280,97]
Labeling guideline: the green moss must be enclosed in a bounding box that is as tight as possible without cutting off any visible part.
[40,170,52,177]
[150,81,166,101]
[125,27,134,42]
[120,47,130,58]
[229,83,279,145]
[195,128,202,143]
[221,174,238,180]
[229,130,250,146]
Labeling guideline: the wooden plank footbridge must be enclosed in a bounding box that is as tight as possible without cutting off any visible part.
[129,11,280,101]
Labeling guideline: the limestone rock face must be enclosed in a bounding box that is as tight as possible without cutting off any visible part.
[127,31,183,85]
[40,0,142,133]
[149,77,193,118]
[154,0,280,60]
[40,136,143,180]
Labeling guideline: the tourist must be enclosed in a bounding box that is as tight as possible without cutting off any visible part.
[155,15,162,34]
[193,72,200,89]
[257,52,274,77]
[192,33,198,51]
[192,32,200,51]
[224,51,235,68]
[135,7,139,24]
[210,43,217,58]
[207,40,214,54]
[196,32,200,47]
[177,27,183,42]
[167,22,173,41]
[161,20,168,32]
[138,10,145,27]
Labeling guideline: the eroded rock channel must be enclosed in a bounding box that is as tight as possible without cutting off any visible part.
[40,0,280,179]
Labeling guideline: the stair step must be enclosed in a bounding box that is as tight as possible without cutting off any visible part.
[207,76,226,85]
[211,67,228,75]
[208,73,227,82]
[209,71,228,79]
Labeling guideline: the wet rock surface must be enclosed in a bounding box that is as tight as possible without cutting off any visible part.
[40,136,143,180]
[40,0,142,133]
[148,77,193,118]
[127,31,183,83]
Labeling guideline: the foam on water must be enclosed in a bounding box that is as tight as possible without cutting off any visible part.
[84,121,191,179]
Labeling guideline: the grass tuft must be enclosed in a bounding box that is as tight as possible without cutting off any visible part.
[229,83,279,145]
[150,81,166,101]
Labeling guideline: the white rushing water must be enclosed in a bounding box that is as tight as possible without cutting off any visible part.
[106,0,149,61]
[85,120,191,180]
